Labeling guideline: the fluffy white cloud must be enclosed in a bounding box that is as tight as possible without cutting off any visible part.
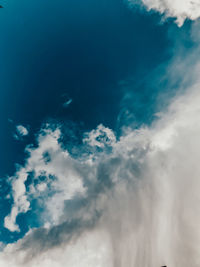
[5,127,86,232]
[128,0,200,26]
[5,124,117,232]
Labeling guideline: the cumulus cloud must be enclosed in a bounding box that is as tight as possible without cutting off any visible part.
[0,229,113,267]
[128,0,200,26]
[3,60,200,265]
[4,123,119,233]
[3,23,200,266]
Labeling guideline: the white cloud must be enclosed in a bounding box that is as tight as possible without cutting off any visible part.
[5,126,86,232]
[83,124,116,148]
[128,0,200,26]
[14,125,29,140]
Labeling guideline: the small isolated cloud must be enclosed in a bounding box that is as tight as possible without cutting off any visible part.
[14,125,29,140]
[128,0,200,26]
[8,118,13,124]
[5,126,86,232]
[63,98,72,108]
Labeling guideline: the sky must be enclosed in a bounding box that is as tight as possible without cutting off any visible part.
[1,0,200,266]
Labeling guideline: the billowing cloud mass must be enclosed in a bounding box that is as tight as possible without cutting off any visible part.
[2,52,200,266]
[3,11,200,267]
[128,0,200,26]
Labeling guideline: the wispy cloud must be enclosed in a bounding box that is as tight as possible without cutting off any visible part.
[63,98,72,108]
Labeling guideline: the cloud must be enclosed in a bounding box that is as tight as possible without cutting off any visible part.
[128,0,200,26]
[4,123,118,233]
[3,57,200,265]
[83,124,116,148]
[5,126,86,232]
[3,23,200,267]
[14,125,29,140]
[0,229,113,267]
[63,98,72,108]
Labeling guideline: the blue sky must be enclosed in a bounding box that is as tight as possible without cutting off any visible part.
[1,0,200,266]
[0,0,172,176]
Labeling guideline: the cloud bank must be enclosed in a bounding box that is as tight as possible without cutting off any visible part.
[128,0,200,26]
